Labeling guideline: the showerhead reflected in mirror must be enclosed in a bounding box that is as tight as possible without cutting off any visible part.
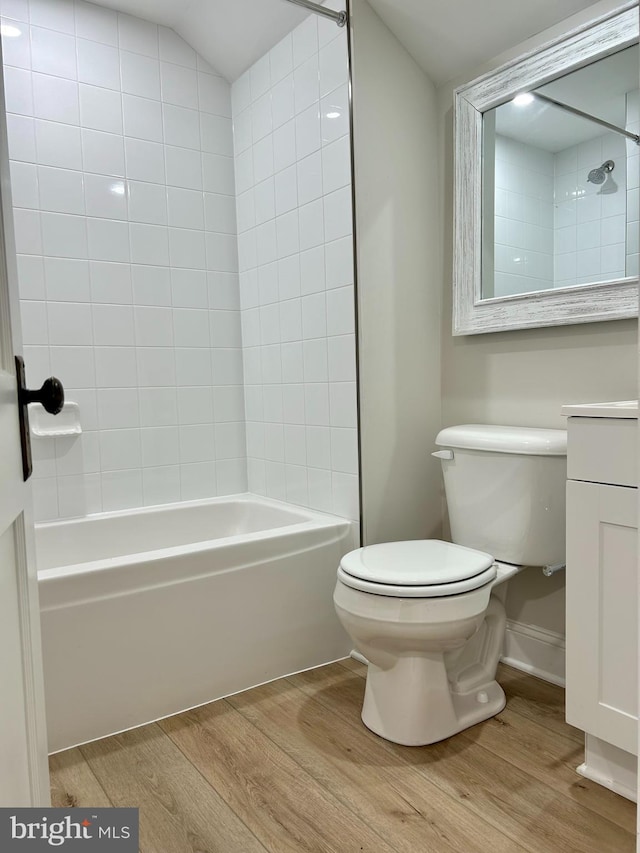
[481,44,639,300]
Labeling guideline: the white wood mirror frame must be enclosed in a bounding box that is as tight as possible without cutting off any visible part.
[453,3,639,335]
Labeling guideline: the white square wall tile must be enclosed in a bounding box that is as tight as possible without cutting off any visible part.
[41,212,87,259]
[140,426,179,466]
[118,12,158,58]
[159,26,196,68]
[92,303,134,346]
[203,153,235,195]
[271,74,294,129]
[172,268,208,308]
[253,134,274,184]
[167,186,204,230]
[165,145,202,190]
[326,285,354,336]
[201,113,233,156]
[86,217,129,263]
[123,94,162,142]
[30,26,76,80]
[13,208,42,255]
[322,135,351,194]
[4,66,33,116]
[101,470,143,512]
[324,186,352,242]
[273,120,296,172]
[130,222,169,266]
[297,151,322,205]
[30,0,74,33]
[124,138,165,184]
[38,166,84,215]
[128,181,167,225]
[10,161,38,209]
[47,301,92,345]
[321,84,349,144]
[292,15,318,68]
[7,115,36,163]
[2,19,30,68]
[299,199,324,251]
[301,291,326,339]
[328,334,356,382]
[134,306,173,346]
[80,84,123,135]
[35,120,82,170]
[77,39,121,90]
[300,245,325,295]
[131,265,171,306]
[329,381,357,428]
[75,2,118,46]
[163,104,200,150]
[161,62,198,110]
[295,104,321,160]
[120,51,161,100]
[270,34,293,84]
[250,54,270,103]
[84,174,127,220]
[294,55,319,115]
[90,261,132,304]
[275,165,298,215]
[319,34,349,97]
[204,193,236,234]
[33,73,79,125]
[170,228,206,270]
[82,129,125,177]
[198,72,231,117]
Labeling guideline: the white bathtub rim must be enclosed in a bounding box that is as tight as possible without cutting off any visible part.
[38,524,353,611]
[36,492,349,534]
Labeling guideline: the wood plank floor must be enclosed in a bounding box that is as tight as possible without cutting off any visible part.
[50,660,636,853]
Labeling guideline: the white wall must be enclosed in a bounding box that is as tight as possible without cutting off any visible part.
[351,0,442,544]
[3,0,245,521]
[230,6,359,521]
[438,5,638,637]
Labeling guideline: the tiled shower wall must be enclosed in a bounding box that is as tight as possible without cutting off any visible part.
[493,135,554,296]
[231,8,359,521]
[553,129,628,288]
[2,0,245,520]
[625,89,639,277]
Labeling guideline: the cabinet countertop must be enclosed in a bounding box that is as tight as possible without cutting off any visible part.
[561,401,638,419]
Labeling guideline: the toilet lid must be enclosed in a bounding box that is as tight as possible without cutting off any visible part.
[336,564,497,597]
[340,540,495,587]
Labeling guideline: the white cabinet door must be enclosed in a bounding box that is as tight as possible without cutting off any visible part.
[566,479,638,755]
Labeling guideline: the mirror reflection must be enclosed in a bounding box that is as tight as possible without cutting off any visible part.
[482,45,639,300]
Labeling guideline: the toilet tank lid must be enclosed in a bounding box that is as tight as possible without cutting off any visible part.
[435,424,567,456]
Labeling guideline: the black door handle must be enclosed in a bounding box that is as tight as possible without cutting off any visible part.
[20,375,64,414]
[15,355,65,481]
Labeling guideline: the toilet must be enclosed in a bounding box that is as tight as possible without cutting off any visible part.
[333,424,567,746]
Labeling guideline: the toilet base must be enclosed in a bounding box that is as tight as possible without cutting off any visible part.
[360,655,506,746]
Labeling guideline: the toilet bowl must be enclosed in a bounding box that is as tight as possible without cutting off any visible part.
[334,424,567,746]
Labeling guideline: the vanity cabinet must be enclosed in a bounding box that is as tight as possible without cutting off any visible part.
[564,406,638,799]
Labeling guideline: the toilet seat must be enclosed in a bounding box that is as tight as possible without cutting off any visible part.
[338,540,497,598]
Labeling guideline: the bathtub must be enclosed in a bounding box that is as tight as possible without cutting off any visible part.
[37,495,358,753]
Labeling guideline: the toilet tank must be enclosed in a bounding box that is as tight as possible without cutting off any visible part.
[435,425,567,567]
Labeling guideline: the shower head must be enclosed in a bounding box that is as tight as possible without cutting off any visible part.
[587,159,615,184]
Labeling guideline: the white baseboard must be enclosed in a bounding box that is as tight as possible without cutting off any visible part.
[501,620,566,687]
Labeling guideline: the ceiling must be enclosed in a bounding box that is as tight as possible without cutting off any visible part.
[95,0,607,85]
[496,45,638,152]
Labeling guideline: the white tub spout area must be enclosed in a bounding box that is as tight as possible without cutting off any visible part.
[36,496,358,753]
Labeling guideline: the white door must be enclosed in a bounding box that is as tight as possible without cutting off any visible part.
[0,76,50,805]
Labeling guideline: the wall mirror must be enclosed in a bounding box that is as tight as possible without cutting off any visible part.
[453,3,639,335]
